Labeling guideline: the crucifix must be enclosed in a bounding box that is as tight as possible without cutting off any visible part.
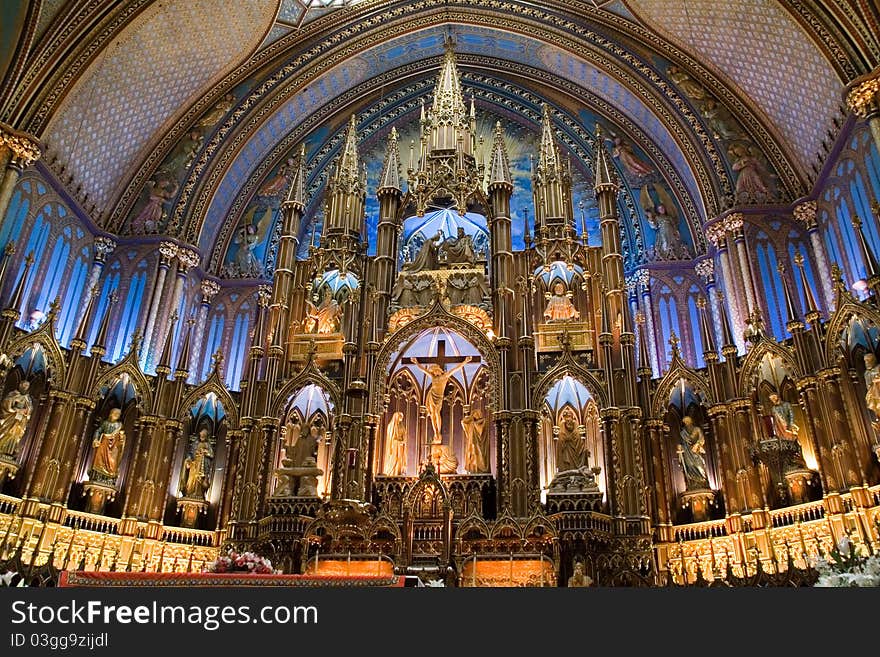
[404,339,480,445]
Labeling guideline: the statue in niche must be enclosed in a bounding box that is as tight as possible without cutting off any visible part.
[677,416,709,490]
[729,143,769,201]
[462,407,489,474]
[440,227,476,264]
[292,423,321,468]
[0,381,32,457]
[465,274,489,306]
[414,356,473,443]
[555,408,585,472]
[305,287,342,334]
[403,232,443,272]
[567,561,593,587]
[768,393,799,441]
[391,275,416,307]
[543,283,580,323]
[90,408,126,484]
[296,457,322,497]
[383,411,407,476]
[283,416,302,452]
[181,428,215,499]
[641,185,687,260]
[863,353,880,419]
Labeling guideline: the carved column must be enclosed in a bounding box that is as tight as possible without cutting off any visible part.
[846,67,880,154]
[727,214,758,317]
[633,270,658,376]
[154,248,200,365]
[73,237,116,340]
[645,418,672,539]
[0,123,40,225]
[695,259,723,351]
[189,279,220,380]
[793,200,832,311]
[707,224,745,351]
[142,242,178,367]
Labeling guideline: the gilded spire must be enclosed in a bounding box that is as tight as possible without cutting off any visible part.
[174,317,195,379]
[91,290,117,355]
[593,125,619,193]
[852,215,880,282]
[636,312,652,375]
[283,143,307,211]
[532,104,571,225]
[488,121,512,189]
[716,291,737,350]
[537,104,563,177]
[378,127,401,194]
[777,262,802,327]
[430,39,468,139]
[324,114,366,239]
[696,296,717,357]
[794,252,820,320]
[155,312,179,375]
[334,114,362,192]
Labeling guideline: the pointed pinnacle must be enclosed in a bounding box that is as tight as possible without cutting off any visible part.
[174,316,196,378]
[593,124,619,193]
[156,312,179,373]
[852,215,880,281]
[488,121,513,189]
[92,290,118,354]
[696,296,717,356]
[776,262,802,326]
[283,143,307,211]
[378,127,402,194]
[715,291,737,350]
[794,252,820,320]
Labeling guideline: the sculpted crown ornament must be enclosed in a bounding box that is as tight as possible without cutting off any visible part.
[845,67,880,118]
[694,259,714,280]
[93,237,116,262]
[793,200,817,228]
[0,122,41,167]
[200,279,221,299]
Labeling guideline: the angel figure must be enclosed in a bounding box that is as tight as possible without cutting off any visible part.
[641,184,688,260]
[729,143,769,201]
[607,133,653,179]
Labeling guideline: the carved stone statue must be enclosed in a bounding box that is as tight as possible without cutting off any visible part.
[414,356,472,442]
[677,416,709,490]
[645,204,686,260]
[413,276,436,306]
[383,411,407,476]
[769,393,799,441]
[567,561,593,587]
[555,408,585,472]
[296,457,322,497]
[446,273,469,306]
[403,232,442,272]
[465,274,489,306]
[0,381,32,457]
[440,227,475,264]
[391,275,416,307]
[182,429,214,499]
[90,408,126,484]
[543,283,580,323]
[284,416,302,452]
[864,353,880,418]
[462,408,489,474]
[305,287,342,334]
[292,423,321,468]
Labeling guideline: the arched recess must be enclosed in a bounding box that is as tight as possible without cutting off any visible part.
[88,350,153,415]
[4,317,67,388]
[176,369,240,427]
[737,340,802,397]
[824,297,880,369]
[651,356,713,419]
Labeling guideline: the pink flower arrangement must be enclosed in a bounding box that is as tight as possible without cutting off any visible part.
[205,550,280,575]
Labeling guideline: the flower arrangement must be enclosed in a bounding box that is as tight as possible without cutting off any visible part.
[814,535,880,587]
[205,550,280,575]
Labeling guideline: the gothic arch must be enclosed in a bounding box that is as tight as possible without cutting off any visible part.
[176,370,239,427]
[737,340,801,397]
[4,316,66,386]
[651,357,713,418]
[823,297,880,368]
[89,350,154,414]
[371,303,500,416]
[270,361,341,419]
[531,354,607,410]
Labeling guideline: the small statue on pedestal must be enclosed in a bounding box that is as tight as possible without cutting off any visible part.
[181,429,215,499]
[543,283,580,323]
[567,560,593,587]
[677,416,709,490]
[0,381,33,457]
[768,393,799,441]
[89,408,126,484]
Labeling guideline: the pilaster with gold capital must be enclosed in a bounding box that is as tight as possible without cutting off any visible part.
[189,278,221,378]
[706,221,746,352]
[0,124,41,226]
[793,200,834,310]
[845,67,880,153]
[142,242,179,368]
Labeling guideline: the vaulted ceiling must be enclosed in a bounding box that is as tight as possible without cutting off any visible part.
[1,0,877,274]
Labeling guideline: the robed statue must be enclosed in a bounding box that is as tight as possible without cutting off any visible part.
[382,411,407,476]
[864,353,880,418]
[403,232,442,272]
[414,356,472,442]
[677,416,709,490]
[462,408,489,474]
[543,283,580,323]
[182,429,215,499]
[0,381,33,457]
[555,408,585,472]
[292,423,321,467]
[90,408,126,483]
[440,227,475,265]
[768,393,799,441]
[305,287,342,334]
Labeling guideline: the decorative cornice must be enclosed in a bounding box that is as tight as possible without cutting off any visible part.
[844,66,880,118]
[793,200,818,230]
[92,236,116,263]
[694,258,714,281]
[0,122,41,167]
[200,279,221,299]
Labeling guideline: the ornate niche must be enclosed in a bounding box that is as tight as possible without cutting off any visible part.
[0,343,48,492]
[74,374,141,516]
[532,261,598,360]
[539,375,604,512]
[838,313,880,482]
[289,270,355,362]
[749,352,820,507]
[169,393,227,529]
[272,384,335,505]
[663,378,718,523]
[373,326,494,518]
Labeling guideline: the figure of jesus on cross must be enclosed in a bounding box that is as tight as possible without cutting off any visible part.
[406,340,476,443]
